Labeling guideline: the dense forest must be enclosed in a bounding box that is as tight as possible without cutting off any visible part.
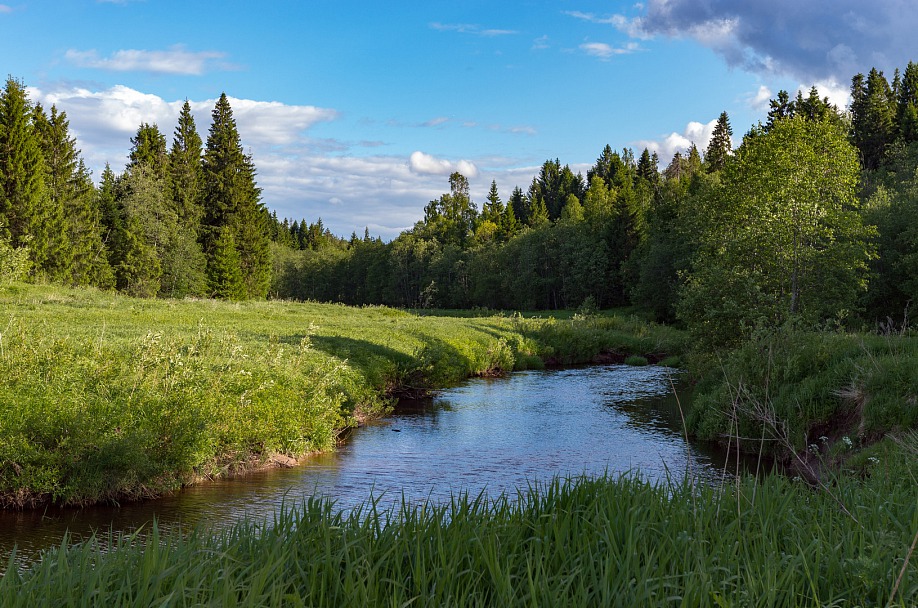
[2,63,918,348]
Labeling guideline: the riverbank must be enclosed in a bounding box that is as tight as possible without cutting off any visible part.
[2,472,915,605]
[686,327,918,482]
[0,283,685,509]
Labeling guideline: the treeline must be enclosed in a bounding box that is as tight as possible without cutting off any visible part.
[3,62,918,348]
[0,77,271,299]
[275,62,918,348]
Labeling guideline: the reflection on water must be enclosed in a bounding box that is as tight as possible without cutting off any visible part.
[0,364,751,567]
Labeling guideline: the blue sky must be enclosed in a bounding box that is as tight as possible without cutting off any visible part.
[3,0,917,239]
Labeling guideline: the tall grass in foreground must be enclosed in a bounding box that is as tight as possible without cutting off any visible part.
[1,473,915,606]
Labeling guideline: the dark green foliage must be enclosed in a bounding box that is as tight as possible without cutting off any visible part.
[201,93,272,299]
[851,69,897,170]
[899,62,918,143]
[128,122,169,182]
[766,86,843,131]
[33,104,113,287]
[860,141,918,322]
[704,111,732,172]
[208,226,246,300]
[169,100,205,232]
[0,76,65,278]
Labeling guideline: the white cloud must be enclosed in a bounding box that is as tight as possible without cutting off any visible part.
[580,41,640,59]
[28,83,338,173]
[65,45,230,75]
[409,151,479,178]
[429,22,518,37]
[633,118,720,164]
[804,79,851,111]
[747,85,772,112]
[422,116,450,127]
[26,83,534,240]
[0,5,12,13]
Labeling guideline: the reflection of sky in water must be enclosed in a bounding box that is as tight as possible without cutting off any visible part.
[1,364,737,568]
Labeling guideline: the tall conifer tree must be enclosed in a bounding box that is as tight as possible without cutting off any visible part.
[705,111,732,173]
[0,77,61,278]
[33,103,112,287]
[169,100,205,231]
[201,93,271,299]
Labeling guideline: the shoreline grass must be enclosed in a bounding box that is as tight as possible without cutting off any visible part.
[2,471,915,606]
[0,283,685,509]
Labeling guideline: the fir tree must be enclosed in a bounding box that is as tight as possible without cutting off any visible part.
[636,148,658,183]
[129,123,169,183]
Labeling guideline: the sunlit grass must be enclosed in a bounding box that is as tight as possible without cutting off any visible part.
[0,283,684,507]
[2,471,915,606]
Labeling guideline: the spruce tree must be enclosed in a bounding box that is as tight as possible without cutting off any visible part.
[850,68,896,169]
[208,226,245,300]
[202,93,271,299]
[898,61,918,143]
[169,100,204,231]
[33,103,112,287]
[0,76,48,271]
[705,111,732,173]
[128,123,169,182]
[97,163,121,265]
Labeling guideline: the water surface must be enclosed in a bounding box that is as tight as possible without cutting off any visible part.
[0,364,744,567]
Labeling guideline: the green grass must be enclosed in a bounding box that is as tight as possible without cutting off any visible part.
[1,470,915,606]
[688,328,918,462]
[0,283,685,508]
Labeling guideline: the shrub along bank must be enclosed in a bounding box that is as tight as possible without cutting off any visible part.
[687,327,918,480]
[0,283,685,508]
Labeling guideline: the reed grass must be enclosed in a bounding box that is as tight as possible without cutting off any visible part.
[1,471,914,606]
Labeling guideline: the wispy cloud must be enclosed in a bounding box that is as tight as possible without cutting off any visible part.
[0,4,12,13]
[65,45,233,75]
[579,41,640,60]
[422,116,450,127]
[429,22,518,37]
[564,11,621,26]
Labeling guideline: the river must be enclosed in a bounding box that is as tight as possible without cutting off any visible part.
[0,364,752,568]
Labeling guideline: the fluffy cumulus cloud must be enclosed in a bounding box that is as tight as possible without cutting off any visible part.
[65,45,231,75]
[25,83,531,240]
[409,151,479,178]
[633,118,721,165]
[616,0,918,83]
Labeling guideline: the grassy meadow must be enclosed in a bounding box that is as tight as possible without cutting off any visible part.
[0,282,685,508]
